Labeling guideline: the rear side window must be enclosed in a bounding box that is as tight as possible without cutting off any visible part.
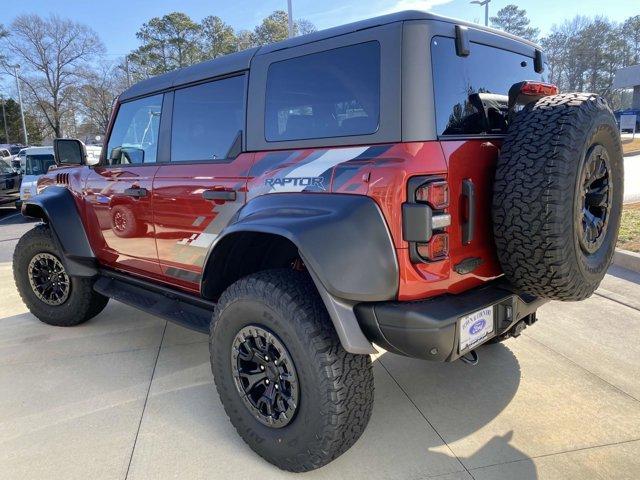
[265,41,380,142]
[171,75,245,162]
[431,37,545,136]
[107,94,163,164]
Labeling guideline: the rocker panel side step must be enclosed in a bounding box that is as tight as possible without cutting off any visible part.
[94,271,215,333]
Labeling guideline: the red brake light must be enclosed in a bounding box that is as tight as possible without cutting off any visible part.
[417,233,449,261]
[416,181,449,210]
[520,82,558,97]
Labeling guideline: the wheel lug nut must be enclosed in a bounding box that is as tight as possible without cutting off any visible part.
[265,379,270,384]
[275,384,279,390]
[260,365,265,371]
[265,356,269,361]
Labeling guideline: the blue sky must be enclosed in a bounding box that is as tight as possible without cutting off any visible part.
[2,0,637,58]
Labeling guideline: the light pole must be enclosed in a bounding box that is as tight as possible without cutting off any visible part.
[8,65,28,145]
[470,0,491,27]
[287,0,294,38]
[0,94,8,144]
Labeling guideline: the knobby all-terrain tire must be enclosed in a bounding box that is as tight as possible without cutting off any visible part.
[210,269,374,472]
[493,93,623,301]
[13,224,109,326]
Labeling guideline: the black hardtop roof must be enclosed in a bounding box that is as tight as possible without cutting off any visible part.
[119,10,540,102]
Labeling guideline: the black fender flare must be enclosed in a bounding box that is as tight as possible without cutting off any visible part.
[22,186,97,277]
[202,193,399,354]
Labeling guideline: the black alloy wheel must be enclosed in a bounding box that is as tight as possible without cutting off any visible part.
[231,325,299,428]
[578,144,612,255]
[27,252,71,306]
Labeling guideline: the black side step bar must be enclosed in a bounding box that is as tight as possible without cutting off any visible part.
[94,269,215,334]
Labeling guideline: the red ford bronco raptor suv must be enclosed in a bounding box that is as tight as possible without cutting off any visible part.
[13,11,623,472]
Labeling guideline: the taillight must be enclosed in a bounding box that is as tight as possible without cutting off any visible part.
[416,233,449,261]
[520,81,558,97]
[403,176,450,263]
[415,180,449,210]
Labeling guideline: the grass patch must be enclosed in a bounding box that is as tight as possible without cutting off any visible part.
[618,203,640,253]
[622,137,640,155]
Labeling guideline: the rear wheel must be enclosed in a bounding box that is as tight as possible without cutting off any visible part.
[13,224,108,326]
[210,269,374,472]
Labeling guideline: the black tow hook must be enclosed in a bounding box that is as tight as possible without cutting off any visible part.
[460,349,479,365]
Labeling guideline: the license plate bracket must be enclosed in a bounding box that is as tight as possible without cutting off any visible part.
[458,306,495,352]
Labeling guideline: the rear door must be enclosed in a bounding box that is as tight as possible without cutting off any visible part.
[83,93,165,277]
[153,74,253,292]
[430,36,547,281]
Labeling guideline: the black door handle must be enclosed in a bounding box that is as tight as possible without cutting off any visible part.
[462,178,475,245]
[202,189,236,201]
[124,187,148,198]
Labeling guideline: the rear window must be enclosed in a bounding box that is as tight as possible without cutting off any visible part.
[265,41,380,142]
[431,37,545,136]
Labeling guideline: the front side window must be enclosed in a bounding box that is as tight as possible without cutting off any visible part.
[25,154,56,175]
[265,41,381,142]
[431,37,545,136]
[106,94,163,165]
[171,75,245,162]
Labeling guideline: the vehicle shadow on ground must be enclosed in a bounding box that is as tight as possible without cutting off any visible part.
[0,308,538,479]
[127,334,539,479]
[374,344,539,480]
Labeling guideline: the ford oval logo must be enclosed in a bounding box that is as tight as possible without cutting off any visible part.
[469,319,486,335]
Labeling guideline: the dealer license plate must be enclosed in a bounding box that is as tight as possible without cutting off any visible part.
[459,307,494,352]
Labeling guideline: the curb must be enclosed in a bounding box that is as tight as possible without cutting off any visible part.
[613,248,640,273]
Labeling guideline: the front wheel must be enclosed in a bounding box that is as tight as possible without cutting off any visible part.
[210,269,374,472]
[13,224,109,326]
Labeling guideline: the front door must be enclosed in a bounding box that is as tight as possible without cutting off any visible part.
[152,75,251,292]
[83,93,165,278]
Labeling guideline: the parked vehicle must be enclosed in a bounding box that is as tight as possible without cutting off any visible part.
[17,146,56,210]
[0,159,21,208]
[85,145,102,165]
[0,148,12,167]
[13,148,27,172]
[14,11,623,472]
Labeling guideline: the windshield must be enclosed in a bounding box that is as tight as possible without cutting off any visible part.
[9,146,21,155]
[0,162,14,174]
[25,154,55,176]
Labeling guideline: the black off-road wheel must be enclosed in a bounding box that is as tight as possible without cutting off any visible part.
[13,224,109,326]
[493,93,623,301]
[210,269,374,472]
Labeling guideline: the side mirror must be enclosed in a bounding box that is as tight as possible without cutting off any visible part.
[53,138,87,166]
[109,146,144,165]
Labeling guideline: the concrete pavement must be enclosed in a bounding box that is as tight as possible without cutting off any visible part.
[1,209,640,479]
[624,153,640,204]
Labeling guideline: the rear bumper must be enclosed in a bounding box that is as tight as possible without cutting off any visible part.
[355,280,548,362]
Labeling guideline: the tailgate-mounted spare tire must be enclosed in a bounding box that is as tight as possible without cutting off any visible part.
[492,93,623,301]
